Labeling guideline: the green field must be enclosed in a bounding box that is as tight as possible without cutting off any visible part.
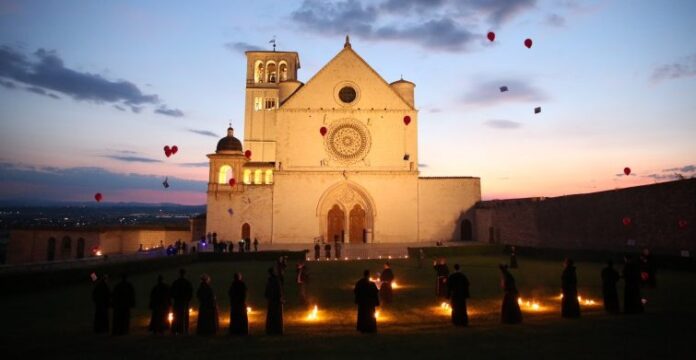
[1,254,694,359]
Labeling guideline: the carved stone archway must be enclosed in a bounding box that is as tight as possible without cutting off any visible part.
[317,181,376,243]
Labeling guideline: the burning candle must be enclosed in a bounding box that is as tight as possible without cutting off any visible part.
[439,302,452,314]
[306,305,319,321]
[517,297,542,311]
[168,312,173,324]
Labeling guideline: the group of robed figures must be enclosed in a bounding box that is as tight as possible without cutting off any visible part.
[93,250,656,336]
[92,269,251,336]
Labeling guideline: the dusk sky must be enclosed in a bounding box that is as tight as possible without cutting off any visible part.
[1,0,695,205]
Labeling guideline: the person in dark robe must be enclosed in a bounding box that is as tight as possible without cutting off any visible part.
[379,262,394,304]
[92,274,110,334]
[433,258,450,298]
[640,248,657,288]
[510,246,518,269]
[324,243,332,259]
[314,243,321,260]
[170,268,193,334]
[196,274,219,336]
[296,261,309,306]
[335,240,342,259]
[623,255,644,314]
[265,267,284,335]
[253,238,259,252]
[148,274,171,334]
[276,256,288,286]
[601,260,620,314]
[499,264,522,324]
[111,273,135,335]
[447,264,470,326]
[228,273,249,335]
[561,258,581,318]
[354,269,380,333]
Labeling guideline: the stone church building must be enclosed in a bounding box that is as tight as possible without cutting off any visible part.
[206,37,481,245]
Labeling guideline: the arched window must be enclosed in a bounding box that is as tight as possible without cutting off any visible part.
[279,62,288,81]
[264,170,273,184]
[243,169,252,184]
[76,238,85,259]
[254,169,262,184]
[266,61,277,83]
[47,237,56,261]
[218,165,233,184]
[254,61,265,83]
[61,236,71,257]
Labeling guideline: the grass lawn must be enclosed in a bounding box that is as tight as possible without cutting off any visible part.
[1,254,694,359]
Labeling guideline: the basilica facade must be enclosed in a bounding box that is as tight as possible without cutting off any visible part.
[206,38,481,244]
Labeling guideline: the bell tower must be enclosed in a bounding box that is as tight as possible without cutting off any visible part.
[244,49,301,163]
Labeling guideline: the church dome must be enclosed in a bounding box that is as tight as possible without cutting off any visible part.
[216,126,243,153]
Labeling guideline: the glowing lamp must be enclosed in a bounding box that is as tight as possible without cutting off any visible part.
[247,307,252,314]
[168,312,173,324]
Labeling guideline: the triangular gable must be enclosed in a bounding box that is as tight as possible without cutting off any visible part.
[280,46,415,111]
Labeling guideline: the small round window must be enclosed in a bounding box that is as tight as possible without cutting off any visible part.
[338,86,357,103]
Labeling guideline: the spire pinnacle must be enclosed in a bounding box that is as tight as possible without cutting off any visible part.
[344,34,351,48]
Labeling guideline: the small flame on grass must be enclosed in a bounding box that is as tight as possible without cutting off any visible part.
[306,305,319,321]
[517,297,542,311]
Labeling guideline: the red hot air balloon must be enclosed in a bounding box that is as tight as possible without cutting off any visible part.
[229,178,236,187]
[622,216,632,226]
[320,127,327,136]
[244,150,252,159]
[487,32,495,42]
[524,38,533,48]
[171,145,178,155]
[94,193,103,202]
[624,167,631,176]
[403,115,411,126]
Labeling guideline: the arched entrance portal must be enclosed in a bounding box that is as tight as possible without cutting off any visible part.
[327,205,345,243]
[76,238,85,259]
[350,204,366,243]
[47,237,56,261]
[242,223,250,240]
[461,220,472,241]
[317,181,375,243]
